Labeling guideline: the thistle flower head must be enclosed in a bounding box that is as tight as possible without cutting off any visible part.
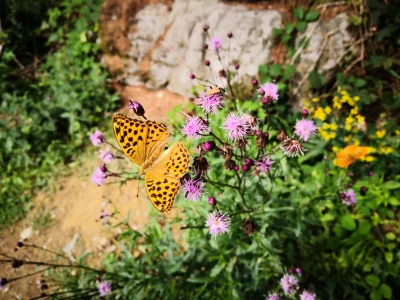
[191,156,209,178]
[253,156,274,175]
[210,36,223,51]
[280,274,299,295]
[300,290,317,300]
[294,119,317,142]
[182,114,210,139]
[243,219,257,235]
[194,93,223,114]
[127,100,145,117]
[266,293,281,300]
[260,82,279,101]
[98,281,112,296]
[208,197,216,206]
[223,112,249,141]
[205,212,231,236]
[90,130,105,146]
[281,138,307,157]
[91,166,107,186]
[99,149,114,163]
[0,278,8,290]
[340,189,357,206]
[181,179,205,201]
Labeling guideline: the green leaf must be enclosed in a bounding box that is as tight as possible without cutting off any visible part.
[305,10,320,22]
[359,220,371,235]
[384,252,393,263]
[382,181,400,190]
[370,290,382,300]
[294,7,304,20]
[285,23,295,34]
[379,284,392,299]
[210,261,226,277]
[340,215,356,231]
[258,65,268,75]
[309,70,325,89]
[269,64,282,77]
[386,232,396,240]
[366,274,380,288]
[272,28,283,36]
[296,21,307,32]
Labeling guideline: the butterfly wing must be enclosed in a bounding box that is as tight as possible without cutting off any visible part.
[112,114,170,166]
[145,143,190,214]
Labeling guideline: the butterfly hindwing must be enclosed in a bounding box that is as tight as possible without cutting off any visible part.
[145,143,190,214]
[145,170,180,214]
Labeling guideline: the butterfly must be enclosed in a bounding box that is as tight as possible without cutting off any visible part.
[113,113,190,214]
[206,86,226,97]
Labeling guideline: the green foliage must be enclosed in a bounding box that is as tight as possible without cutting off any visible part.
[0,0,118,227]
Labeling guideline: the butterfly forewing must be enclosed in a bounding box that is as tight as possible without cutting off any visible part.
[144,120,170,160]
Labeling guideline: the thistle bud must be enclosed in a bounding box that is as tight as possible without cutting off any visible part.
[360,186,368,196]
[203,43,208,49]
[256,133,268,149]
[224,159,236,171]
[276,130,288,142]
[252,79,259,86]
[243,219,257,235]
[242,164,250,172]
[208,197,216,206]
[205,60,210,66]
[227,32,233,38]
[235,64,240,70]
[301,109,309,118]
[11,259,23,269]
[191,156,209,178]
[202,24,209,32]
[16,241,23,248]
[189,74,196,80]
[203,141,216,152]
[127,100,145,117]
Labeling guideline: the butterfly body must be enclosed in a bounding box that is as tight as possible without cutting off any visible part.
[113,113,190,214]
[206,86,225,96]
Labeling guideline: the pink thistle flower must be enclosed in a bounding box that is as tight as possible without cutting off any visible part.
[340,189,357,206]
[205,212,231,237]
[181,179,205,201]
[98,281,112,296]
[300,290,317,300]
[280,274,298,295]
[182,114,210,139]
[90,130,105,146]
[223,112,249,141]
[294,119,317,142]
[260,82,279,101]
[99,149,114,163]
[242,113,258,132]
[91,166,107,186]
[194,93,223,114]
[266,293,281,300]
[254,156,274,175]
[210,36,223,51]
[281,138,307,157]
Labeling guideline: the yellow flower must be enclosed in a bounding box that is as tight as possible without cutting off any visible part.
[379,146,393,155]
[356,115,365,124]
[330,124,338,131]
[324,106,332,115]
[345,124,352,131]
[365,155,375,162]
[350,107,358,115]
[354,96,360,102]
[345,116,354,125]
[314,107,326,121]
[332,146,339,152]
[329,133,336,140]
[344,135,352,143]
[353,139,360,146]
[312,97,320,103]
[322,123,330,130]
[333,102,342,110]
[376,130,386,139]
[396,130,400,137]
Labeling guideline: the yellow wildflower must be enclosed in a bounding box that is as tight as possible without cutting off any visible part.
[350,107,358,115]
[354,96,360,102]
[322,123,330,130]
[330,124,338,131]
[324,106,332,115]
[314,107,326,121]
[376,130,386,139]
[332,146,339,152]
[329,133,336,140]
[356,115,365,124]
[345,116,354,125]
[312,97,320,103]
[379,146,393,155]
[344,135,352,143]
[345,124,352,131]
[396,130,400,137]
[353,139,360,146]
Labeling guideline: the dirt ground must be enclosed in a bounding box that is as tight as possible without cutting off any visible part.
[0,86,186,299]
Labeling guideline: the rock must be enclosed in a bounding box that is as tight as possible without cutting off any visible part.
[295,13,351,94]
[147,0,282,96]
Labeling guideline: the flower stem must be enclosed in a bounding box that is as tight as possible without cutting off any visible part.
[105,141,124,154]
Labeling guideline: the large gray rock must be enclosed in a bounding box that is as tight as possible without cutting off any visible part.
[123,0,282,96]
[295,13,351,93]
